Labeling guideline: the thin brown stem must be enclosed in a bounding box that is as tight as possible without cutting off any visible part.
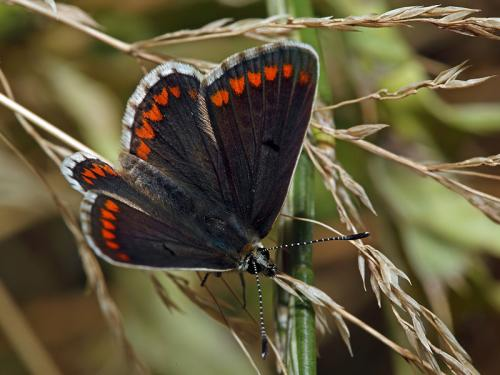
[8,0,167,64]
[0,93,106,161]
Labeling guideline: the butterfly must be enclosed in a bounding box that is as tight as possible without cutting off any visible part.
[61,41,367,357]
[62,41,319,275]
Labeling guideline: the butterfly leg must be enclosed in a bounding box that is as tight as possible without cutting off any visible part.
[200,272,222,287]
[239,272,247,308]
[200,272,210,287]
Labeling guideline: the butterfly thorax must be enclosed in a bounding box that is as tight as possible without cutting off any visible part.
[238,246,277,277]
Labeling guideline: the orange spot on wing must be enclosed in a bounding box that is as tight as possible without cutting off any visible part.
[91,164,105,177]
[116,253,130,262]
[83,177,94,185]
[247,71,262,88]
[283,64,293,78]
[169,86,181,98]
[299,71,311,85]
[154,87,169,105]
[82,168,96,179]
[135,119,155,139]
[188,89,197,99]
[229,76,245,95]
[105,199,120,212]
[143,103,163,121]
[102,164,117,176]
[264,65,278,81]
[106,241,120,250]
[100,209,116,221]
[136,140,151,160]
[101,219,116,230]
[101,229,116,240]
[210,90,229,107]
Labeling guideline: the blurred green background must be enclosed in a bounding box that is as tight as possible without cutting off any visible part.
[1,0,500,374]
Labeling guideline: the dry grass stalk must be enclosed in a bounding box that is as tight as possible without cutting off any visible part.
[426,153,500,182]
[274,273,449,374]
[133,5,500,48]
[150,275,183,314]
[192,273,263,375]
[156,273,259,374]
[281,216,477,374]
[134,16,290,48]
[0,93,103,160]
[7,2,500,60]
[315,62,495,112]
[5,0,215,70]
[427,154,500,170]
[313,123,500,225]
[157,272,288,374]
[433,169,500,182]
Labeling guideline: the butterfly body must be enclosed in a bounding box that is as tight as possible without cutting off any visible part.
[61,41,318,275]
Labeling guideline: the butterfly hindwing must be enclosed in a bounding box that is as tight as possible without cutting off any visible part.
[62,152,250,267]
[201,42,318,237]
[81,191,238,271]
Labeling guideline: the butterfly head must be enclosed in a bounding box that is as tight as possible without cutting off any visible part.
[239,247,277,277]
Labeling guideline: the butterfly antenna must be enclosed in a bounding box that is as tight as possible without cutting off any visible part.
[266,231,370,251]
[251,260,269,359]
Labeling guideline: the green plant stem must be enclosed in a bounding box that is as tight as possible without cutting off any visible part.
[268,0,335,373]
[287,153,316,374]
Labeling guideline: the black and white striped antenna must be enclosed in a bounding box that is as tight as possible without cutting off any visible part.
[265,232,369,252]
[251,259,269,358]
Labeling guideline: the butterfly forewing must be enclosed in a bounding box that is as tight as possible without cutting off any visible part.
[122,63,226,206]
[202,42,318,237]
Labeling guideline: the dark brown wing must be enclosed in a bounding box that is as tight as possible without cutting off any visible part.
[121,62,232,207]
[60,152,248,270]
[80,191,237,271]
[201,42,318,237]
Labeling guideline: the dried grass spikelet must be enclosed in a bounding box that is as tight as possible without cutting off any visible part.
[316,62,494,112]
[273,272,471,374]
[129,5,500,48]
[311,60,500,225]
